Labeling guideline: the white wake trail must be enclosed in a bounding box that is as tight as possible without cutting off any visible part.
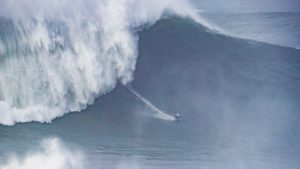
[126,85,175,121]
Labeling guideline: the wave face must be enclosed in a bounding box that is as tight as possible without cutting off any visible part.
[0,0,201,125]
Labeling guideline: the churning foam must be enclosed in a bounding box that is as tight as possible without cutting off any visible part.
[0,138,84,169]
[0,0,206,125]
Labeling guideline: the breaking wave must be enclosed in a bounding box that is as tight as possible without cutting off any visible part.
[0,138,84,169]
[0,0,209,125]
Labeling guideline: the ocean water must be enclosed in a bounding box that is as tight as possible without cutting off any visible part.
[202,12,300,49]
[0,1,300,169]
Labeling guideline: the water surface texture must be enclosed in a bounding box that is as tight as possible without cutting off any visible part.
[0,0,300,169]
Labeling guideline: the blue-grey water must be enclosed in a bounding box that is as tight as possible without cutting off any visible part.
[202,12,300,49]
[0,1,300,169]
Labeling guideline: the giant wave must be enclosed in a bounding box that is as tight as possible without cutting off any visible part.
[0,0,211,125]
[0,6,300,168]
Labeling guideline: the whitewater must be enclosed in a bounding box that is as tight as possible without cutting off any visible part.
[0,138,84,169]
[0,0,211,125]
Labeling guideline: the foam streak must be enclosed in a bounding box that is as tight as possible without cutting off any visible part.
[127,85,175,121]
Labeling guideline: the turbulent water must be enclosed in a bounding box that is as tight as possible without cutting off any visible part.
[0,0,300,169]
[0,0,204,125]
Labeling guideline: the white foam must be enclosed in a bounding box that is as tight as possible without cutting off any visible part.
[0,138,85,169]
[0,0,201,125]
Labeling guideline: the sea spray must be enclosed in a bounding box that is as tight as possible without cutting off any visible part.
[0,138,85,169]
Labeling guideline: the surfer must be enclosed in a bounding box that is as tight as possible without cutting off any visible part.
[175,113,180,121]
